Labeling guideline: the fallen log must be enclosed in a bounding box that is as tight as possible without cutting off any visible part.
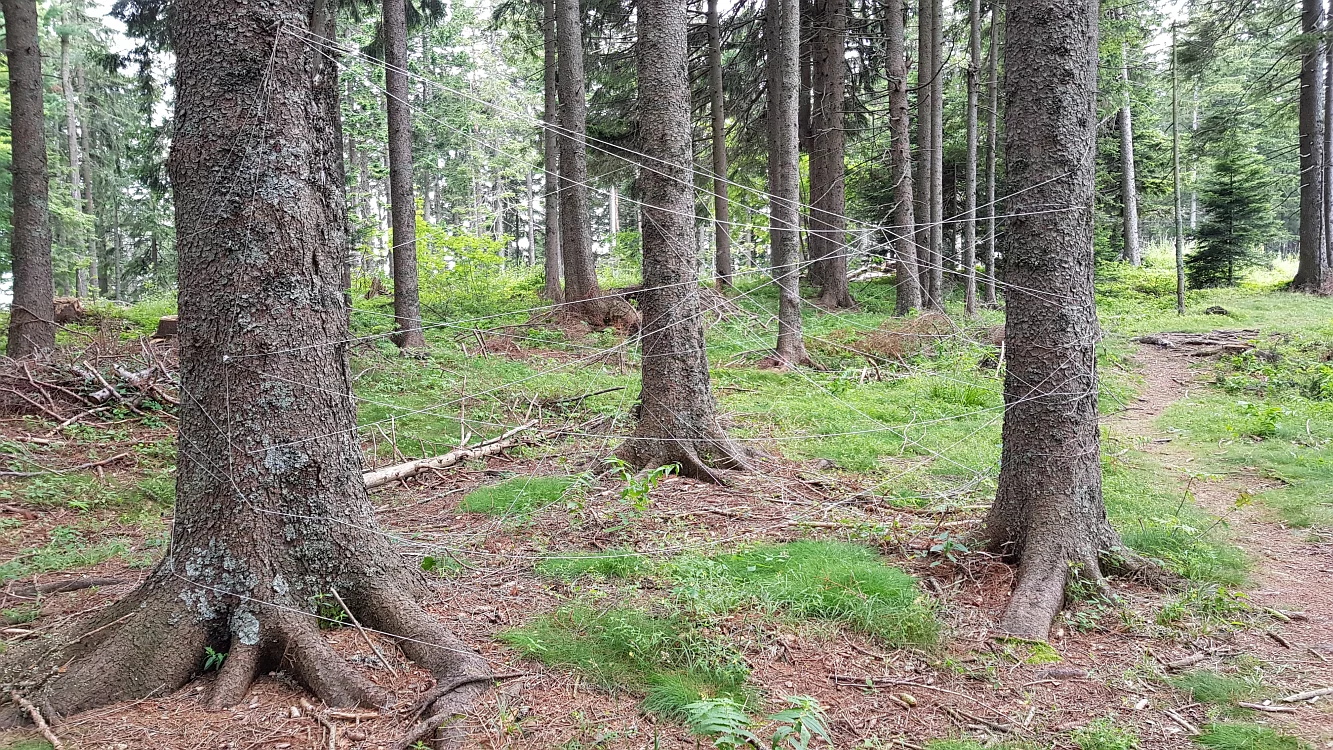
[1281,686,1333,703]
[361,422,534,490]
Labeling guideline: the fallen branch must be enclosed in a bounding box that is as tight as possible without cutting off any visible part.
[362,422,535,490]
[9,576,124,598]
[10,690,64,750]
[396,672,527,750]
[329,587,398,679]
[1237,701,1296,713]
[1281,686,1333,703]
[1164,709,1199,735]
[0,452,131,478]
[1165,653,1208,670]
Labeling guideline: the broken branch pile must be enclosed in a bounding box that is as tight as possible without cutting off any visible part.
[1134,329,1261,357]
[0,338,177,426]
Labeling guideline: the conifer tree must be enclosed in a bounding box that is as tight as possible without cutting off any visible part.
[1186,137,1278,287]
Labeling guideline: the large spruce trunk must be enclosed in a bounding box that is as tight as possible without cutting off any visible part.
[620,0,750,478]
[982,5,999,306]
[927,0,944,309]
[708,0,734,289]
[887,0,920,314]
[767,0,812,366]
[984,0,1159,640]
[1,0,487,721]
[556,0,598,303]
[542,0,565,304]
[385,0,428,347]
[809,0,853,308]
[1295,0,1330,292]
[2,0,56,358]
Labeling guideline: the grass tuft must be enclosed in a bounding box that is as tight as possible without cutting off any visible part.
[536,550,649,580]
[671,541,938,647]
[1194,723,1306,750]
[1169,670,1268,706]
[458,476,574,517]
[498,606,750,719]
[1072,718,1141,750]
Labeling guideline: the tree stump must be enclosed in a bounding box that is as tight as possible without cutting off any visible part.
[154,315,178,338]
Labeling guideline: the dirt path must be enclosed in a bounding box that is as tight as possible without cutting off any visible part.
[1112,345,1333,742]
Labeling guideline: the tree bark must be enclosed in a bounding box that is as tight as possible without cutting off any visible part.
[3,0,56,358]
[527,172,537,265]
[928,0,944,308]
[887,0,920,314]
[985,0,1151,640]
[78,68,100,297]
[385,0,427,347]
[809,0,854,308]
[963,0,980,315]
[915,0,935,307]
[1323,17,1333,271]
[620,0,752,479]
[708,0,734,290]
[61,32,90,299]
[542,0,564,301]
[982,4,999,306]
[1294,0,1330,292]
[767,0,812,366]
[1119,42,1141,267]
[0,0,489,720]
[557,0,599,303]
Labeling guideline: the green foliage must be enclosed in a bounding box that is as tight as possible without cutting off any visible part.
[0,526,134,583]
[536,550,650,580]
[1186,137,1280,288]
[1194,723,1305,750]
[1169,669,1268,706]
[0,470,174,514]
[499,606,751,720]
[458,476,575,517]
[670,541,938,647]
[682,695,833,750]
[203,646,227,671]
[602,457,677,513]
[1072,718,1141,750]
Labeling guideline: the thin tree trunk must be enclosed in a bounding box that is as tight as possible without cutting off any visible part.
[542,0,564,301]
[1323,20,1333,269]
[557,0,600,303]
[622,0,751,478]
[527,172,536,265]
[1119,42,1141,266]
[767,0,811,366]
[3,0,55,357]
[1173,26,1185,314]
[915,0,934,306]
[78,67,100,297]
[928,0,944,308]
[1295,0,1329,292]
[888,0,920,314]
[982,3,999,306]
[609,183,619,239]
[810,0,853,308]
[708,0,734,289]
[985,0,1155,640]
[963,0,980,314]
[384,0,427,347]
[61,32,90,299]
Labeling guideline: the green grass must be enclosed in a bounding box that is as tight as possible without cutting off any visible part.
[1169,669,1269,706]
[0,738,55,750]
[0,526,137,583]
[536,549,649,579]
[669,541,938,647]
[1073,718,1141,750]
[0,470,175,514]
[1194,723,1306,750]
[926,741,1035,750]
[498,606,750,719]
[458,476,575,516]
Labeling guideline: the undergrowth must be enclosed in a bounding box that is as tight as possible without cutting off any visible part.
[458,475,575,517]
[1194,723,1306,750]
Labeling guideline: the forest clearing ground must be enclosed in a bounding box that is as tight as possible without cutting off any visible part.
[3,282,1333,749]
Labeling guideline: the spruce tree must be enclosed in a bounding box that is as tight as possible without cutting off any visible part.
[1186,137,1278,288]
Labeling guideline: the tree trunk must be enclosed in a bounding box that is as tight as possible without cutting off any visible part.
[982,4,999,306]
[1,0,488,720]
[985,0,1157,640]
[810,0,854,308]
[542,0,565,302]
[887,0,920,314]
[527,172,537,265]
[385,0,427,347]
[622,0,752,478]
[1295,0,1330,292]
[1119,42,1141,267]
[928,0,944,309]
[3,0,55,358]
[708,0,734,290]
[963,0,980,315]
[915,0,934,307]
[78,67,100,298]
[557,0,600,307]
[767,0,812,366]
[61,32,90,300]
[1323,19,1333,271]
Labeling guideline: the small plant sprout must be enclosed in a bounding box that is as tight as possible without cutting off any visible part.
[203,646,227,672]
[928,531,970,566]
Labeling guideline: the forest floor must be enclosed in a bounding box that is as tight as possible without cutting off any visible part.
[2,263,1333,750]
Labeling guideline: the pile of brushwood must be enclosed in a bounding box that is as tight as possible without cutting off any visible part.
[0,336,177,428]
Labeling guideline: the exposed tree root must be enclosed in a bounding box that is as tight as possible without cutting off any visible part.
[559,297,640,334]
[617,432,757,484]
